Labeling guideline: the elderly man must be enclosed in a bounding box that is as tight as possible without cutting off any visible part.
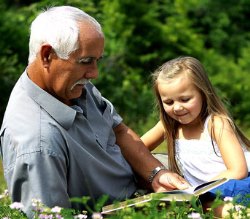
[0,6,188,218]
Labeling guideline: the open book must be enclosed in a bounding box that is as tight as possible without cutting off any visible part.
[102,178,228,214]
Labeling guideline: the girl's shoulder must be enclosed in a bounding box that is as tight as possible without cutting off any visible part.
[207,114,235,140]
[208,114,233,130]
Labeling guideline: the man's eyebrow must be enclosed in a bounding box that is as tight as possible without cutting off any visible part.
[79,56,94,59]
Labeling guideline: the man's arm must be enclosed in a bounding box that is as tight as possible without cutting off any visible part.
[1,125,71,218]
[114,123,189,192]
[6,152,70,218]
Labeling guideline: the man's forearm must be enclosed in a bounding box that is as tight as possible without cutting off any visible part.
[114,123,164,181]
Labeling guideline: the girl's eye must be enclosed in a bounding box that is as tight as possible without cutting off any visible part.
[181,98,190,102]
[164,100,173,105]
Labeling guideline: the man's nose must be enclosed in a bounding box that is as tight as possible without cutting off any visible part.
[85,64,99,79]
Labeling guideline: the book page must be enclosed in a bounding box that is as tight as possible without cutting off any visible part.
[193,178,228,196]
[163,186,195,195]
[102,178,228,214]
[163,178,228,196]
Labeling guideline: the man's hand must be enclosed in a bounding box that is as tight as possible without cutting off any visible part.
[151,170,190,192]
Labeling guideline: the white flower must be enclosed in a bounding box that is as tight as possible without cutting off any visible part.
[224,196,233,202]
[74,214,88,219]
[235,204,246,211]
[4,190,9,196]
[0,190,9,199]
[51,206,62,213]
[188,212,202,219]
[9,202,24,210]
[55,214,63,219]
[32,198,42,206]
[92,212,103,219]
[31,198,45,212]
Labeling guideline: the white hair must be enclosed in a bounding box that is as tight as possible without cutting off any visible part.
[28,6,103,64]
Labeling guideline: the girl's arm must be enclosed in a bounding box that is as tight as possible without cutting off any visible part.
[141,121,165,151]
[210,116,248,180]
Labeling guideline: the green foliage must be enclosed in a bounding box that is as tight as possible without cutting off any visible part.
[0,3,29,124]
[1,3,250,218]
[0,0,250,135]
[0,163,6,192]
[0,188,250,218]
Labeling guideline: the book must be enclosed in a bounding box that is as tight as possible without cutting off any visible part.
[102,178,228,214]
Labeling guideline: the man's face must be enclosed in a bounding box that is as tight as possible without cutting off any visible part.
[44,22,104,105]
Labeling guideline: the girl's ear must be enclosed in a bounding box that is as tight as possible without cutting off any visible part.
[40,44,53,68]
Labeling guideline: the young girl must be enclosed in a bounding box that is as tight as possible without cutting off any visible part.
[141,56,250,215]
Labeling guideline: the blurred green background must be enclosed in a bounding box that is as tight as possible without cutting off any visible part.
[1,0,250,191]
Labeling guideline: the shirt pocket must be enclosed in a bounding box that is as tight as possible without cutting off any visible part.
[94,103,115,150]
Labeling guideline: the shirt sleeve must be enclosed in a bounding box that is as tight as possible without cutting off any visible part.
[1,127,71,218]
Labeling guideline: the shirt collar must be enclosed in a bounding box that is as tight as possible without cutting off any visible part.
[21,71,77,130]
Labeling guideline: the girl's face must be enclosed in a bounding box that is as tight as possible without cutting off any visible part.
[157,73,203,125]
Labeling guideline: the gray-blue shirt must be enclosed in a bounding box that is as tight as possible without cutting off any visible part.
[0,72,137,217]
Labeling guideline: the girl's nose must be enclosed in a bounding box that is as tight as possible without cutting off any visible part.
[173,104,184,112]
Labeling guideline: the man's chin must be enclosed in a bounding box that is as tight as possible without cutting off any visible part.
[71,87,84,98]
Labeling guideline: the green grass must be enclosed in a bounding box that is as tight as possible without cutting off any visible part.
[0,160,6,193]
[0,191,249,218]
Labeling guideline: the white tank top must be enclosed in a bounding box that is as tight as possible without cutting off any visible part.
[175,116,250,186]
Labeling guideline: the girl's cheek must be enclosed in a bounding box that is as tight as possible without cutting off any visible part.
[165,108,172,115]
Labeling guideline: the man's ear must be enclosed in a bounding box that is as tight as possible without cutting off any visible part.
[41,45,53,67]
